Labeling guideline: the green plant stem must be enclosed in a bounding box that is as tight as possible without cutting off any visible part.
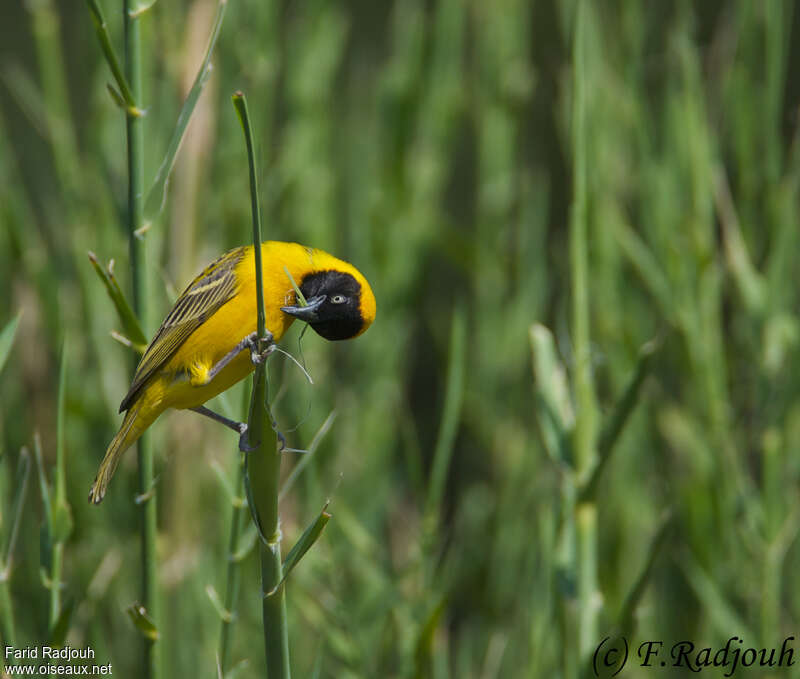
[260,538,289,678]
[218,480,246,670]
[124,0,160,675]
[49,544,63,630]
[0,585,14,648]
[569,0,597,664]
[422,305,466,585]
[233,91,290,679]
[144,0,228,220]
[578,340,657,504]
[218,388,250,671]
[570,1,593,483]
[49,343,72,639]
[86,0,136,108]
[425,305,466,520]
[1,448,32,648]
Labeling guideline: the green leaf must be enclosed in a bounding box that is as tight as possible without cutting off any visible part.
[126,603,160,641]
[529,324,574,464]
[210,458,241,503]
[265,502,332,597]
[0,313,21,377]
[714,167,766,313]
[84,0,137,108]
[279,410,337,501]
[206,584,233,623]
[88,252,147,349]
[39,522,53,576]
[106,83,126,110]
[612,219,675,323]
[413,597,446,679]
[763,312,800,376]
[579,338,658,501]
[679,549,754,642]
[51,342,73,544]
[2,447,31,568]
[232,523,258,563]
[309,648,323,679]
[33,434,52,535]
[143,0,227,221]
[223,660,250,679]
[128,0,157,18]
[618,510,673,634]
[425,306,467,522]
[50,597,75,646]
[50,501,74,545]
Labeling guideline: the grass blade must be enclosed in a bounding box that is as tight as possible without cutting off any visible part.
[424,305,467,522]
[679,549,754,642]
[279,410,337,501]
[49,342,73,638]
[579,338,658,502]
[267,502,332,597]
[0,314,21,377]
[0,447,32,647]
[126,603,160,641]
[88,252,147,350]
[529,324,574,464]
[618,510,673,634]
[144,0,228,221]
[84,0,138,112]
[218,386,251,673]
[2,449,31,570]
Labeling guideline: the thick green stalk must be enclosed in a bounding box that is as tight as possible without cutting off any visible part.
[569,0,597,663]
[124,1,160,676]
[233,91,290,679]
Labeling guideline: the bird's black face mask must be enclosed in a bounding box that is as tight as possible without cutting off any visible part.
[280,270,365,341]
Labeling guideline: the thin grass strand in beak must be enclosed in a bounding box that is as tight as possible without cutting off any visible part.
[281,295,325,321]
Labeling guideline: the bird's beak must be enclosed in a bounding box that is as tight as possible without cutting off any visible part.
[281,295,326,322]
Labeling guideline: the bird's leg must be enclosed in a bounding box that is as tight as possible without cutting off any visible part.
[203,330,275,384]
[191,405,287,453]
[190,405,254,452]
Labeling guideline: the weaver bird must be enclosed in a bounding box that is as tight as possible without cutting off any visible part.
[89,241,376,504]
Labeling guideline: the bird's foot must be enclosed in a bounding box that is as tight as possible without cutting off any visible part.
[245,331,275,366]
[237,422,287,453]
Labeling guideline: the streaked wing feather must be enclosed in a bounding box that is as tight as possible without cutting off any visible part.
[119,247,246,412]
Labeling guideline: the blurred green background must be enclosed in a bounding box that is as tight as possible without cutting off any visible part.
[2,0,800,677]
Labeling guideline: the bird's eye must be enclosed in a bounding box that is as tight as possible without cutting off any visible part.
[330,295,347,305]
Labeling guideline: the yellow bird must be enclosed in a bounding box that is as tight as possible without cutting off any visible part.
[89,241,376,504]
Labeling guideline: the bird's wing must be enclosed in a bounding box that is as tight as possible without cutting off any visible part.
[119,246,247,412]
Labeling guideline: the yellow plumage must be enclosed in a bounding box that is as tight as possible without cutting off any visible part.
[90,241,376,503]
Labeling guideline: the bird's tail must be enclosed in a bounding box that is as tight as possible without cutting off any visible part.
[89,399,153,504]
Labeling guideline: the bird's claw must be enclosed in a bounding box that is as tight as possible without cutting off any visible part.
[238,424,258,452]
[237,422,287,453]
[246,331,275,366]
[276,429,287,453]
